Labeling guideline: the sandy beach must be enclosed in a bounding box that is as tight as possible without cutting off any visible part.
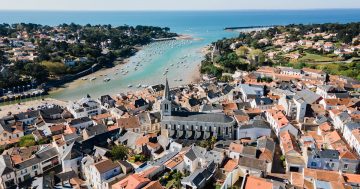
[0,98,67,117]
[49,34,205,100]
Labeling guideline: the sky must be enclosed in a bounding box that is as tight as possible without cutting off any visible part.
[1,0,360,11]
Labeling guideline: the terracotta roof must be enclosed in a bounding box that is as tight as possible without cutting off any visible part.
[245,108,262,114]
[112,174,150,189]
[291,172,304,188]
[325,131,342,144]
[304,168,345,183]
[147,142,160,149]
[223,159,238,172]
[259,149,273,162]
[93,159,120,174]
[343,173,360,184]
[135,134,157,146]
[164,154,184,169]
[49,124,65,133]
[280,131,301,155]
[139,166,159,178]
[229,142,243,153]
[351,129,360,143]
[244,176,273,189]
[143,181,164,189]
[319,122,332,132]
[324,98,351,106]
[234,114,249,123]
[340,150,358,160]
[117,117,141,129]
[267,109,289,128]
[92,113,112,120]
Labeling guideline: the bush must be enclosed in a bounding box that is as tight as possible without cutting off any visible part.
[280,155,285,161]
[110,145,129,161]
[19,135,36,147]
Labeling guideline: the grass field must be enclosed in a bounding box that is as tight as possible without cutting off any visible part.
[298,53,334,62]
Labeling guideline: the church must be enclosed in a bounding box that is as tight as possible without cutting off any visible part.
[160,79,236,140]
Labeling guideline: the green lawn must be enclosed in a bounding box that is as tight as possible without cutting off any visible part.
[298,53,334,62]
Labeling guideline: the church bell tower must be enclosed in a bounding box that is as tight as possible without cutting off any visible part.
[161,78,172,117]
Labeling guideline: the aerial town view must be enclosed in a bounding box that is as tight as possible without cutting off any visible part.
[1,0,360,189]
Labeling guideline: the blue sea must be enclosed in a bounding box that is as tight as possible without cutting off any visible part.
[1,10,360,101]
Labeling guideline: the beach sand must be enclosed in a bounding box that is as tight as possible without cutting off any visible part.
[0,98,67,117]
[45,33,209,101]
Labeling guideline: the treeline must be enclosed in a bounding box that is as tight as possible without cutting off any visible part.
[200,22,360,80]
[0,23,177,89]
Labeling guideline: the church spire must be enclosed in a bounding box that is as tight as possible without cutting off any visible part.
[163,77,170,100]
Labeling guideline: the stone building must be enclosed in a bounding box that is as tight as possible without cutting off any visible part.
[160,79,236,140]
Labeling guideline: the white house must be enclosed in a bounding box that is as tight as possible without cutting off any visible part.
[265,109,298,137]
[88,159,121,189]
[67,96,101,118]
[238,84,264,102]
[236,119,271,140]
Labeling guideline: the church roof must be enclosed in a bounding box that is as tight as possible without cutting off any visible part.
[163,112,234,124]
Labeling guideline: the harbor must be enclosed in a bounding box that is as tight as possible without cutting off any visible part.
[49,37,206,101]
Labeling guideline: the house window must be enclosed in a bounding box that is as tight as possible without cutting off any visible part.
[310,162,317,167]
[6,174,11,179]
[21,169,27,174]
[344,164,348,169]
[32,165,38,170]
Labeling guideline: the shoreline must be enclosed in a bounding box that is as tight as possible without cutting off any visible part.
[49,34,194,93]
[49,34,204,100]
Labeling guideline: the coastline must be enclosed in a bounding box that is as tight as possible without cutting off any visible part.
[49,33,204,99]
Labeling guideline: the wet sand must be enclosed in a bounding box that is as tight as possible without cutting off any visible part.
[49,35,205,101]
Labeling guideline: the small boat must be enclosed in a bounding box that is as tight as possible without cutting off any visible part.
[115,73,118,75]
[179,79,183,81]
[128,85,132,88]
[90,77,96,81]
[82,77,88,80]
[137,84,142,88]
[103,78,111,82]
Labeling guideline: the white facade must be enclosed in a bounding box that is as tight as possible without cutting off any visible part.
[237,127,271,140]
[67,97,101,119]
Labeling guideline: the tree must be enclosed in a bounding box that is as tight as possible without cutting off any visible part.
[41,61,68,76]
[249,49,265,64]
[174,171,183,189]
[235,46,249,57]
[110,145,129,161]
[24,63,49,83]
[19,135,36,147]
[0,50,8,65]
